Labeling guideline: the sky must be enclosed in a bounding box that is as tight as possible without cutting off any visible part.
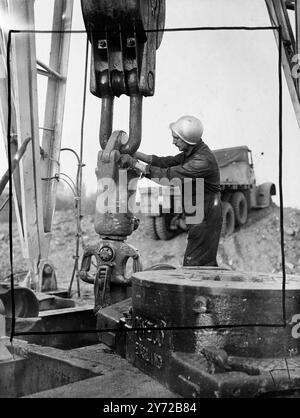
[1,0,300,208]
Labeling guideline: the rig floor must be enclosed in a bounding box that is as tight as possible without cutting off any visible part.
[1,338,177,398]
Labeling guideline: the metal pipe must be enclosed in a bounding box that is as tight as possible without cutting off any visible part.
[36,59,64,80]
[120,94,143,154]
[99,96,114,149]
[0,136,31,196]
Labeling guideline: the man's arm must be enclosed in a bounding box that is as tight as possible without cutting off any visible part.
[147,157,211,180]
[119,154,211,182]
[134,151,184,168]
[134,151,152,164]
[151,153,185,168]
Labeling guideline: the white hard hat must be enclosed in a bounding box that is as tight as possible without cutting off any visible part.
[169,115,204,145]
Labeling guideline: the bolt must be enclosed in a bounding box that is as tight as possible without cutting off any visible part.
[148,71,154,91]
[98,39,107,49]
[43,265,53,275]
[127,38,135,48]
[192,296,208,313]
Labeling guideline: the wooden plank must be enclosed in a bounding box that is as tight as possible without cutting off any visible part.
[266,0,300,129]
[25,343,177,398]
[39,305,93,317]
[40,0,74,233]
[9,0,45,289]
[1,0,74,291]
[0,0,26,251]
[296,0,300,95]
[275,0,295,47]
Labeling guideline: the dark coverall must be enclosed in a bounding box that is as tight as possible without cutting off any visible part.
[146,140,222,266]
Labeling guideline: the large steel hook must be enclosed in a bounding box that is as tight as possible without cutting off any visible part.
[100,94,142,154]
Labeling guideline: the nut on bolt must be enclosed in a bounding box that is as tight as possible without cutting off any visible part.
[192,296,209,313]
[99,245,115,262]
[147,71,154,92]
[98,39,107,49]
[127,38,135,48]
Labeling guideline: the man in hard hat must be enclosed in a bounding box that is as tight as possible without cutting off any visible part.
[119,115,222,266]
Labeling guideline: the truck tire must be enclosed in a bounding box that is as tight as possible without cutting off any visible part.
[221,201,235,236]
[155,215,177,241]
[231,191,248,226]
[143,217,159,240]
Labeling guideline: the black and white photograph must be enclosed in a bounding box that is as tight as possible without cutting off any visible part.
[1,0,300,403]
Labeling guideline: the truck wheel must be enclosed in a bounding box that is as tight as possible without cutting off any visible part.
[155,215,177,241]
[221,202,235,236]
[143,217,159,240]
[231,192,248,226]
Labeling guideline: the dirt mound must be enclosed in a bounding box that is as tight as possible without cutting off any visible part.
[217,204,300,274]
[131,204,300,275]
[0,204,299,293]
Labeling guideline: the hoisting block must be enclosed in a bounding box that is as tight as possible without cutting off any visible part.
[123,267,300,397]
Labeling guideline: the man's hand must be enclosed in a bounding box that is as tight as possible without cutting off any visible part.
[133,151,152,164]
[119,154,138,169]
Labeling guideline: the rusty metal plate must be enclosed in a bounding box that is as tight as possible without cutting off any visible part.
[123,268,300,397]
[130,268,300,358]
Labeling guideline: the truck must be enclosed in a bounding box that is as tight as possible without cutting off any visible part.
[139,145,276,240]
